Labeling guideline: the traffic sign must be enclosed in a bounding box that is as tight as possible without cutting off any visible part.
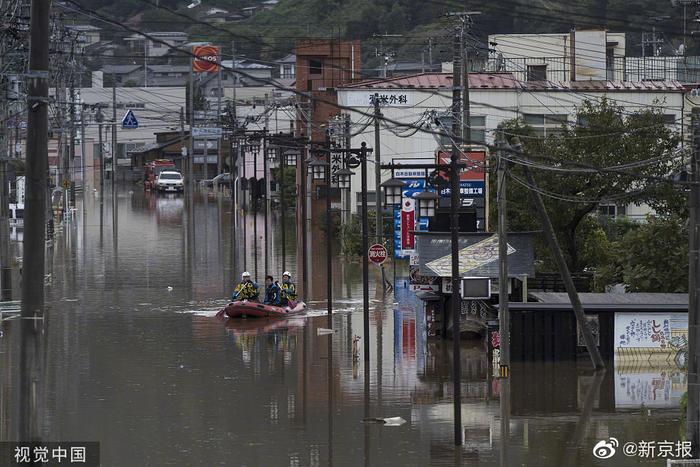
[368,244,388,265]
[121,110,139,129]
[192,127,222,138]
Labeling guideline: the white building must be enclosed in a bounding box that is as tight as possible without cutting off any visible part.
[337,72,685,219]
[124,32,189,59]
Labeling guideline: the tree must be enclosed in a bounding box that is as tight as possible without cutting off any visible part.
[596,215,688,292]
[496,98,682,273]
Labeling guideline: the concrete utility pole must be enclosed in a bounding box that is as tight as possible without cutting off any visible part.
[344,114,351,223]
[373,94,382,243]
[521,161,605,370]
[189,54,195,193]
[497,137,510,371]
[21,0,50,440]
[449,28,463,447]
[447,11,480,144]
[217,50,223,176]
[112,79,118,239]
[687,107,700,456]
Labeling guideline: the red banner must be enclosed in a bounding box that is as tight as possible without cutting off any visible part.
[400,198,415,251]
[192,45,220,73]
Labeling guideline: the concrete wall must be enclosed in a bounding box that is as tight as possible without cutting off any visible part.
[338,86,683,214]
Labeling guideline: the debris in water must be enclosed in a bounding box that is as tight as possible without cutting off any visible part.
[167,286,173,291]
[317,328,336,335]
[362,417,406,426]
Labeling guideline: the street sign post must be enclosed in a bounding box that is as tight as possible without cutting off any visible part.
[121,110,138,129]
[368,244,388,265]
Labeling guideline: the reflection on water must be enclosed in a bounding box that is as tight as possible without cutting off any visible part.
[0,189,686,466]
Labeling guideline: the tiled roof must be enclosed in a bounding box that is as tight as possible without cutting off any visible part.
[102,65,141,74]
[522,80,686,92]
[341,72,520,89]
[340,72,686,92]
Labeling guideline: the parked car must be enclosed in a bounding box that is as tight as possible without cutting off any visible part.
[156,171,184,193]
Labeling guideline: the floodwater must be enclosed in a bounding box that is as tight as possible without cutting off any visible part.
[0,188,687,466]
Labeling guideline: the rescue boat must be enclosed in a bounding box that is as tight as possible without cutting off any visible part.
[216,300,306,319]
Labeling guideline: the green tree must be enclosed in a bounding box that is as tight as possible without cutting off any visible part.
[596,215,688,292]
[496,98,682,273]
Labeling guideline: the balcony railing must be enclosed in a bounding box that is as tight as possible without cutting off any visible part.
[469,55,700,83]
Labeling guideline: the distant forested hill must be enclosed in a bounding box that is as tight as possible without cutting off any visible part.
[92,0,690,67]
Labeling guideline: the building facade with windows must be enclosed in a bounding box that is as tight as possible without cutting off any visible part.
[337,72,685,217]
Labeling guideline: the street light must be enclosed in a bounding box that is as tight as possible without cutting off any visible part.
[308,157,327,180]
[380,177,406,207]
[336,167,354,190]
[414,189,439,218]
[285,151,297,167]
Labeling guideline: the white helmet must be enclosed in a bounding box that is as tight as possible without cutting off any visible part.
[283,271,291,278]
[242,271,251,278]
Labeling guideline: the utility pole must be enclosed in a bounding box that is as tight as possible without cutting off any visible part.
[98,121,104,228]
[373,33,401,78]
[21,0,50,440]
[449,28,463,447]
[217,48,223,176]
[687,107,700,456]
[263,127,269,276]
[344,114,351,223]
[68,43,76,208]
[428,37,434,70]
[497,137,510,372]
[447,12,480,144]
[373,94,382,244]
[80,105,86,217]
[521,160,605,370]
[112,78,118,239]
[188,54,195,194]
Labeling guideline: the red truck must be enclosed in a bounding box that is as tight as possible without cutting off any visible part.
[144,159,176,190]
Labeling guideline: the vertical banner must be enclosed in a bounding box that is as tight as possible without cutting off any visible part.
[192,45,220,73]
[400,198,416,252]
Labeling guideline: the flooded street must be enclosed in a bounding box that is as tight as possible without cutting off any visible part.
[0,189,685,466]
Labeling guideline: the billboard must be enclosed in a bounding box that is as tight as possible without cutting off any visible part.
[435,149,487,184]
[192,46,220,73]
[415,232,535,278]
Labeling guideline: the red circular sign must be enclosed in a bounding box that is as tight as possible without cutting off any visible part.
[368,244,388,264]
[192,45,220,73]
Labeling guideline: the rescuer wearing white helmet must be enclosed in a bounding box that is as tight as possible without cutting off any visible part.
[280,271,297,306]
[231,271,259,301]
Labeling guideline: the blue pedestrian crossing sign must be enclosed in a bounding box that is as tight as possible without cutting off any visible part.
[121,110,139,129]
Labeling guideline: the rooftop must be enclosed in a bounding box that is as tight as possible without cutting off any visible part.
[102,65,142,74]
[530,292,688,306]
[342,72,520,90]
[340,72,686,92]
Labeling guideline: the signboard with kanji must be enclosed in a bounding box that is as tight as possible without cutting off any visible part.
[368,244,388,264]
[346,91,413,107]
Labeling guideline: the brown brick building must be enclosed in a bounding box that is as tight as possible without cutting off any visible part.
[294,39,361,299]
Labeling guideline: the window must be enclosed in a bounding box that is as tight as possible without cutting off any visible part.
[663,114,677,129]
[606,47,615,80]
[437,116,486,145]
[356,191,377,205]
[523,114,567,137]
[526,65,547,81]
[309,58,323,75]
[598,204,625,218]
[282,64,293,78]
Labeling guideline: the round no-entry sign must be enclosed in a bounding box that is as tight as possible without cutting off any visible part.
[368,244,388,264]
